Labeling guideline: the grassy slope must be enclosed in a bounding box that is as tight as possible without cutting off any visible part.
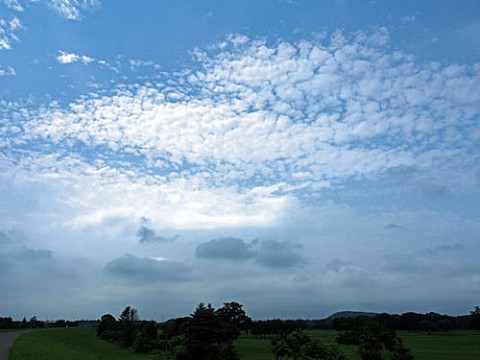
[10,327,155,360]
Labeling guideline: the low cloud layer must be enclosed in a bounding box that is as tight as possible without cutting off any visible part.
[104,254,192,282]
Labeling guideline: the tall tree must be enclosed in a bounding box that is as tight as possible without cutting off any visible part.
[97,314,118,341]
[216,301,252,333]
[469,306,480,331]
[118,306,139,347]
[185,303,222,360]
[134,320,158,353]
[272,330,346,360]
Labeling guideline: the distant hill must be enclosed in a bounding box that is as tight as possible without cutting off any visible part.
[326,311,378,320]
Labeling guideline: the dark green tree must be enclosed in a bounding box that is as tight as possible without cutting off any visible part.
[391,338,415,360]
[184,303,241,360]
[134,320,158,353]
[357,332,383,360]
[470,306,480,331]
[0,317,13,329]
[118,306,139,347]
[185,303,222,360]
[29,316,38,328]
[97,314,118,341]
[272,330,346,360]
[336,317,413,360]
[216,301,252,333]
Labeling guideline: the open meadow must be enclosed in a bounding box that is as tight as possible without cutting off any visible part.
[10,328,156,360]
[9,327,480,360]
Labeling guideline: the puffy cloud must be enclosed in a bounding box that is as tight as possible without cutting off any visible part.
[137,225,177,243]
[136,217,179,243]
[14,29,477,204]
[195,237,254,261]
[56,51,95,64]
[0,65,16,76]
[0,16,21,50]
[254,240,305,268]
[1,28,480,317]
[48,0,100,20]
[1,0,24,12]
[195,237,304,268]
[56,51,79,64]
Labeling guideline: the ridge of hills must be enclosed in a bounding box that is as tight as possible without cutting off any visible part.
[326,311,379,319]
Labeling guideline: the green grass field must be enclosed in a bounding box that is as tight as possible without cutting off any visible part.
[309,330,480,360]
[236,330,480,360]
[399,331,480,360]
[10,328,156,360]
[235,336,274,359]
[9,327,480,360]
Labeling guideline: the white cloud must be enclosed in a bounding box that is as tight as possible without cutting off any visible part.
[56,51,80,64]
[0,65,16,76]
[1,0,24,11]
[56,50,104,66]
[0,16,21,50]
[2,30,480,317]
[48,0,100,20]
[21,31,478,201]
[400,15,415,24]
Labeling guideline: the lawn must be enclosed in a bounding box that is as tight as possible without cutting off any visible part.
[10,327,480,360]
[310,329,480,360]
[399,330,480,360]
[10,327,156,360]
[236,336,274,360]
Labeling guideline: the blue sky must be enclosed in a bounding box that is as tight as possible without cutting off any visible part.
[1,0,480,321]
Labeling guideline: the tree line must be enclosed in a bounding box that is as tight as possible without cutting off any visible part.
[2,305,480,359]
[96,301,252,360]
[0,316,78,329]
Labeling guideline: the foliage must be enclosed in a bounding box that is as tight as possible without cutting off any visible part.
[336,317,414,360]
[134,320,158,353]
[391,338,415,360]
[97,314,118,341]
[272,330,346,360]
[184,303,233,360]
[469,306,480,331]
[160,317,191,340]
[118,306,139,347]
[0,316,14,329]
[216,301,252,333]
[252,319,303,338]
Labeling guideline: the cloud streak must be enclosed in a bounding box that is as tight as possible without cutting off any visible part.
[104,253,192,282]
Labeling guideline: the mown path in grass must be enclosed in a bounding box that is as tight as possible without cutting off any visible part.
[0,331,29,360]
[9,328,156,360]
